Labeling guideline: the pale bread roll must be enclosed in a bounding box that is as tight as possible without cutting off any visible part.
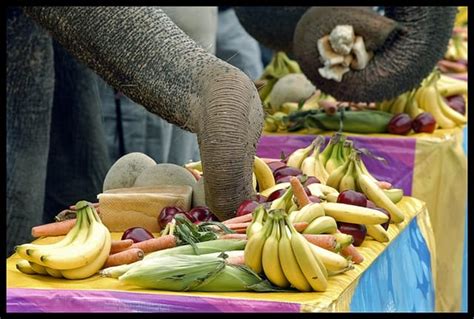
[98,185,192,232]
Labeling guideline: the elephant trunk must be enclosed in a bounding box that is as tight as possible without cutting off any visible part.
[24,6,263,220]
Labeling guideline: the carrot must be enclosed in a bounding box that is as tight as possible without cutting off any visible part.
[219,233,248,240]
[31,219,77,238]
[303,234,338,251]
[293,221,309,232]
[437,60,467,73]
[103,248,144,268]
[340,244,364,264]
[222,213,254,225]
[110,239,134,254]
[233,228,248,234]
[129,235,177,253]
[226,255,245,266]
[224,222,251,230]
[290,176,311,208]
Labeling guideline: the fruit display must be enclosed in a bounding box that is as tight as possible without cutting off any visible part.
[15,201,111,280]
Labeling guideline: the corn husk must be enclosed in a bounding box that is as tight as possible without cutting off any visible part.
[118,253,283,292]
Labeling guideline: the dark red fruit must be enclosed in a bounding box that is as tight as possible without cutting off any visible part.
[337,190,367,207]
[267,161,287,173]
[188,206,213,222]
[308,195,321,203]
[412,112,437,133]
[266,188,288,202]
[236,199,260,217]
[388,113,412,135]
[273,166,302,180]
[252,194,268,203]
[122,227,154,243]
[373,207,391,230]
[445,95,466,115]
[366,200,377,209]
[275,175,293,184]
[303,176,320,186]
[337,222,367,246]
[158,206,185,229]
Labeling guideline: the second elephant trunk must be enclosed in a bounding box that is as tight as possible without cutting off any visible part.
[24,6,264,220]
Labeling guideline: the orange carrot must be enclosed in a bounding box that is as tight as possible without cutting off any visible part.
[222,213,254,225]
[340,244,364,264]
[226,255,245,266]
[219,233,248,240]
[31,219,77,238]
[129,235,177,253]
[224,222,251,230]
[303,234,338,251]
[293,221,309,232]
[290,176,311,208]
[103,248,144,268]
[233,228,248,234]
[438,59,467,73]
[110,239,134,254]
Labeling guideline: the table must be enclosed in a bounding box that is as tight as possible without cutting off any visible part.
[257,127,467,312]
[7,197,434,312]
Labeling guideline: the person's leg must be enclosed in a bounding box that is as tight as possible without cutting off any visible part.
[216,8,264,80]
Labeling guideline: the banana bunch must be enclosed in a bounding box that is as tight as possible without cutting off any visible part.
[416,71,467,129]
[444,36,468,62]
[245,209,352,291]
[15,201,111,279]
[185,156,276,193]
[375,89,423,119]
[257,51,302,103]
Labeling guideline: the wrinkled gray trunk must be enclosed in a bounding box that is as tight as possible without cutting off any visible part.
[7,8,54,254]
[24,7,263,220]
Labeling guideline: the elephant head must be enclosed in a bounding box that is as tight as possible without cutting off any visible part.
[235,6,458,102]
[23,7,263,221]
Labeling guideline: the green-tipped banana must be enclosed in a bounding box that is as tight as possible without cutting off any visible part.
[278,219,312,291]
[383,188,404,204]
[338,160,356,192]
[303,216,338,234]
[286,143,315,169]
[244,215,274,274]
[246,205,266,239]
[270,187,293,210]
[319,140,334,167]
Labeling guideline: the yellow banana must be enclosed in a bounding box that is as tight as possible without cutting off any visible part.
[307,242,353,274]
[324,142,341,174]
[278,219,312,292]
[286,143,315,169]
[300,155,316,177]
[28,262,48,275]
[259,182,290,197]
[303,216,338,234]
[389,92,409,114]
[289,222,328,291]
[61,224,111,279]
[326,158,349,190]
[338,160,356,192]
[313,149,330,184]
[366,224,390,243]
[405,90,424,119]
[319,140,334,167]
[246,205,266,239]
[253,156,276,192]
[325,192,339,203]
[438,75,467,96]
[244,215,273,273]
[435,87,467,125]
[307,183,339,198]
[383,188,404,204]
[23,210,89,267]
[293,202,325,224]
[280,102,299,114]
[287,202,298,215]
[321,202,389,225]
[355,169,405,224]
[419,85,456,129]
[45,266,64,278]
[262,218,291,288]
[39,206,107,270]
[252,172,257,192]
[16,259,36,275]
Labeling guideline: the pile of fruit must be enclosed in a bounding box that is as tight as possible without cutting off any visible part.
[438,7,467,76]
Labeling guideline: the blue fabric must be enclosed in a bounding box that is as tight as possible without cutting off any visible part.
[349,218,435,312]
[461,125,467,312]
